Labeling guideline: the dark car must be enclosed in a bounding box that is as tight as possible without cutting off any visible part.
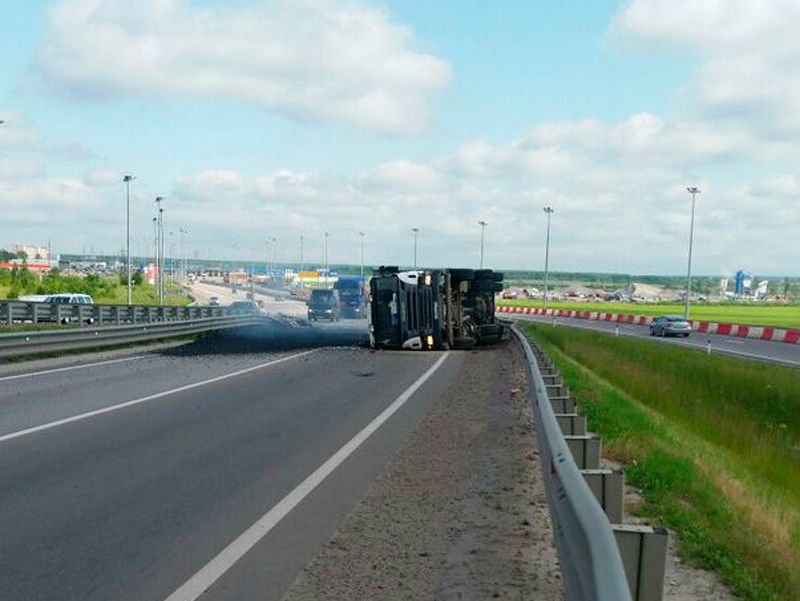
[307,289,340,321]
[649,315,692,337]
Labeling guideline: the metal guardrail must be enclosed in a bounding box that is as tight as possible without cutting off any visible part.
[511,324,633,601]
[1,300,227,327]
[0,315,270,358]
[0,300,273,358]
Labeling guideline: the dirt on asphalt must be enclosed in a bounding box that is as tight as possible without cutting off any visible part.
[281,339,564,601]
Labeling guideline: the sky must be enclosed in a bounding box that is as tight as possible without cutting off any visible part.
[0,0,798,275]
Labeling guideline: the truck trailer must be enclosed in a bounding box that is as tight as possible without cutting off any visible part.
[368,267,505,350]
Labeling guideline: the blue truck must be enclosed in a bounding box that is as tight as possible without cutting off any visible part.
[334,276,367,318]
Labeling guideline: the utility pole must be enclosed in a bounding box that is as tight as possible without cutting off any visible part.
[271,237,277,273]
[543,207,554,310]
[685,186,700,320]
[478,220,488,268]
[412,227,419,269]
[359,231,365,277]
[123,175,136,304]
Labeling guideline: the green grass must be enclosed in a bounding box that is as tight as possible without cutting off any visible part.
[1,280,190,307]
[521,322,800,600]
[501,299,800,329]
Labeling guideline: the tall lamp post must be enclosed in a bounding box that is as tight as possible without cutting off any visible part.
[359,231,365,277]
[155,196,164,305]
[299,235,304,273]
[324,232,329,286]
[152,217,158,294]
[412,227,419,269]
[122,175,136,304]
[685,186,700,320]
[478,220,488,268]
[542,207,554,310]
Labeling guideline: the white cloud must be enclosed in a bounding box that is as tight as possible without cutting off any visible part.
[33,0,452,134]
[614,0,800,136]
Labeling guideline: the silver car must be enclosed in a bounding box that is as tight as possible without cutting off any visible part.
[650,315,692,337]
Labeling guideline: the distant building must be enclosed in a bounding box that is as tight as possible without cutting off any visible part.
[9,243,59,267]
[735,270,753,294]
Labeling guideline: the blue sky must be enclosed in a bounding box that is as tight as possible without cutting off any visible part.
[0,1,797,275]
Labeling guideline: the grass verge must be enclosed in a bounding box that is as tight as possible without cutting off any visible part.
[501,300,800,329]
[520,322,800,601]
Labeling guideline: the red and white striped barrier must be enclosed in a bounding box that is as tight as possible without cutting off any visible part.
[495,305,800,344]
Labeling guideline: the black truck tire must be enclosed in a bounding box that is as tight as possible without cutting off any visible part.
[474,269,493,280]
[448,268,474,281]
[472,279,497,292]
[452,336,477,350]
[492,271,504,282]
[478,334,501,345]
[492,281,503,292]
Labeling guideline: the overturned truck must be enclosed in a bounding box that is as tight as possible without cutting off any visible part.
[368,267,505,350]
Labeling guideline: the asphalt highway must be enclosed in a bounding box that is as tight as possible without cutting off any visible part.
[507,313,800,367]
[0,329,461,601]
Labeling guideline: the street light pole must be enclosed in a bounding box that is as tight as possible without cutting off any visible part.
[271,237,277,273]
[152,217,158,296]
[300,235,304,273]
[155,196,164,305]
[543,207,554,310]
[359,231,365,277]
[478,220,488,268]
[685,186,700,320]
[324,232,329,286]
[412,227,419,269]
[122,175,136,305]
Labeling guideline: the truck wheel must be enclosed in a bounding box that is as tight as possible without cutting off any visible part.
[479,334,501,345]
[474,269,493,280]
[492,271,504,282]
[472,279,496,292]
[448,268,474,281]
[452,336,476,350]
[492,282,503,292]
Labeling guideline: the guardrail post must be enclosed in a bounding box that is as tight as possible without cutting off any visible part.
[115,306,121,326]
[556,413,587,435]
[565,434,602,469]
[32,303,39,324]
[4,302,11,325]
[613,525,668,601]
[582,469,624,523]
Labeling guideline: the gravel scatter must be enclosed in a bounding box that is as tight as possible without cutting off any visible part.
[281,340,563,601]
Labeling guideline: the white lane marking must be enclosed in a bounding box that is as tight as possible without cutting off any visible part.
[0,350,318,443]
[0,355,147,383]
[508,314,800,367]
[162,352,450,601]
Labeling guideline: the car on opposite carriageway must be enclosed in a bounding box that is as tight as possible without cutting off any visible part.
[649,315,692,337]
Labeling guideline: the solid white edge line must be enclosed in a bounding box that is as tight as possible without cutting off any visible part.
[0,354,147,382]
[0,350,318,443]
[162,351,450,601]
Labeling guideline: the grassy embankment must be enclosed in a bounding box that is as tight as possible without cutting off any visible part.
[520,322,800,601]
[502,300,800,329]
[0,274,190,307]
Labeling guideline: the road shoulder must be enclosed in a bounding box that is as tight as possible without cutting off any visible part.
[281,340,563,600]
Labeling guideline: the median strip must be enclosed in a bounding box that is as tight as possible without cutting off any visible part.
[0,349,318,443]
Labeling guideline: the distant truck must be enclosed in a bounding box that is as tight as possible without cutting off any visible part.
[334,276,367,318]
[368,267,504,350]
